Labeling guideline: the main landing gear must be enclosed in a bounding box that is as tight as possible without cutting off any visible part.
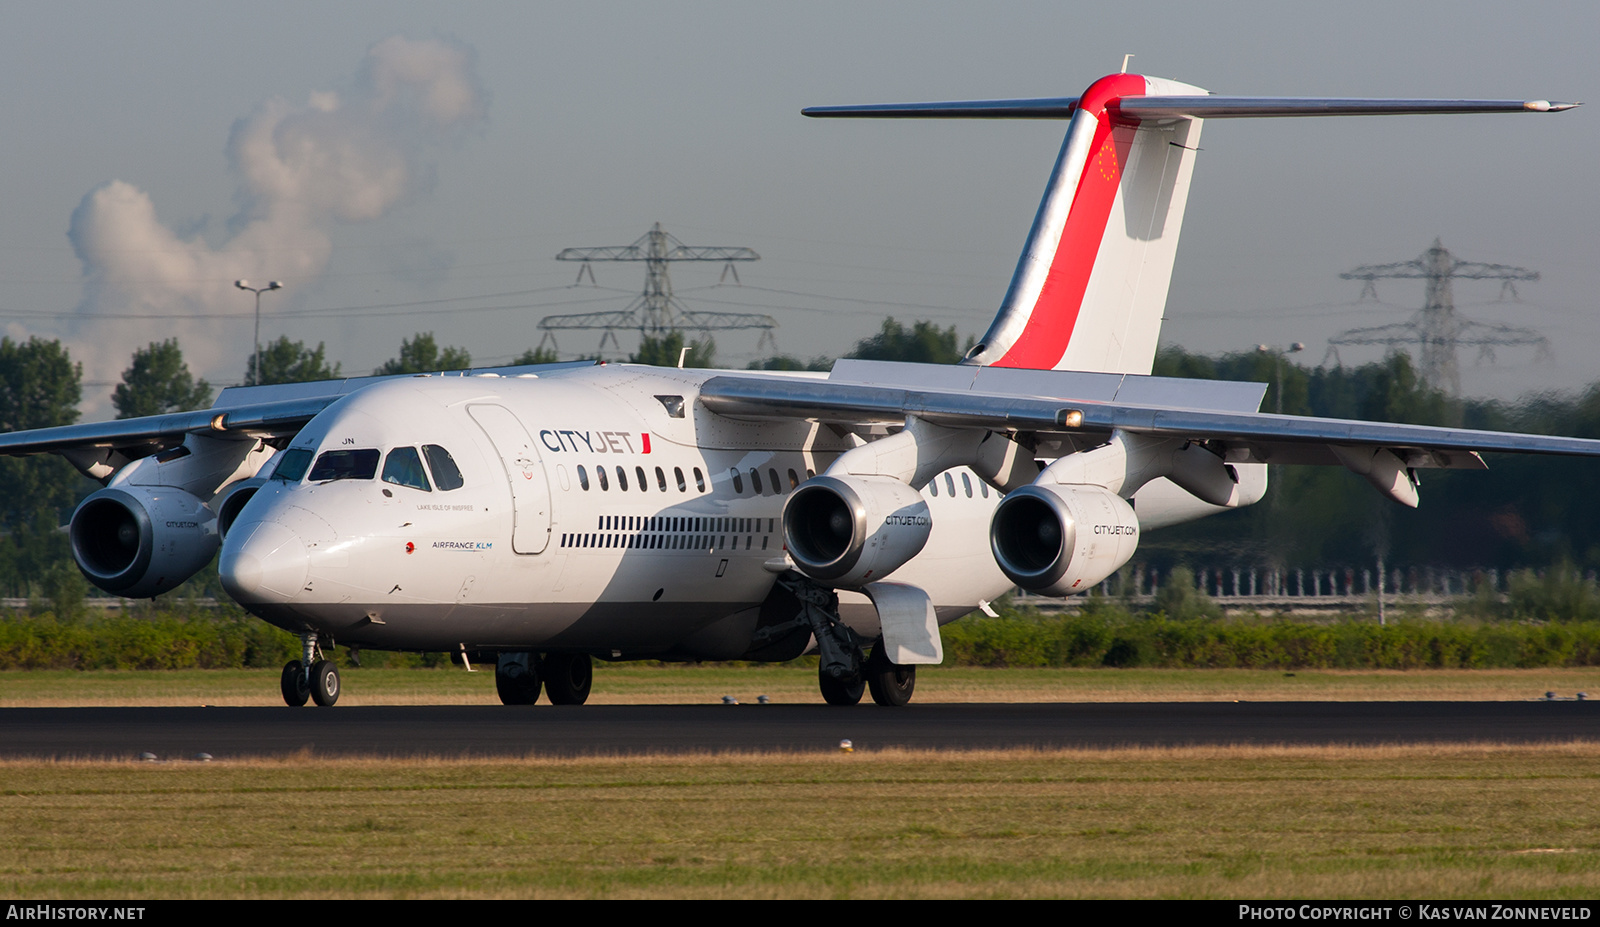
[496,652,593,706]
[281,631,341,707]
[774,571,917,707]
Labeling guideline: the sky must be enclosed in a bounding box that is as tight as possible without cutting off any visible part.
[0,1,1595,420]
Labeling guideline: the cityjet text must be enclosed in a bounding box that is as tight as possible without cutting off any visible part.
[539,430,651,455]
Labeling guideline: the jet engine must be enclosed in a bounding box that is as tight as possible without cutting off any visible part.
[989,483,1139,596]
[69,486,219,598]
[782,474,932,588]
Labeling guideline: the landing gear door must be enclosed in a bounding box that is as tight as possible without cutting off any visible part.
[468,404,552,554]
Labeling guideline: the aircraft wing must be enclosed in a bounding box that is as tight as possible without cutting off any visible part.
[700,360,1600,470]
[0,360,596,475]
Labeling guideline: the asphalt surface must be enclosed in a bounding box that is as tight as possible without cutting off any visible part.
[0,701,1595,760]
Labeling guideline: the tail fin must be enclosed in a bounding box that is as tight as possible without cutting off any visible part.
[805,78,1576,373]
[970,73,1204,373]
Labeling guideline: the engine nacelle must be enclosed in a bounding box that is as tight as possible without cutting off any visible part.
[214,477,267,542]
[990,483,1139,596]
[782,474,932,588]
[69,486,219,598]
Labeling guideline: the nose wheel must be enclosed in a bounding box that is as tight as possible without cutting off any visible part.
[280,660,310,707]
[281,631,340,707]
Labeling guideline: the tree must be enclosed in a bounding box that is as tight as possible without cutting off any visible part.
[748,354,832,372]
[846,318,972,365]
[513,346,560,365]
[244,337,341,386]
[373,333,471,375]
[0,337,81,529]
[0,338,82,596]
[629,332,716,368]
[113,339,211,419]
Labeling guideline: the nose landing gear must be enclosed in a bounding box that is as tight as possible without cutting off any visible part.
[281,631,340,707]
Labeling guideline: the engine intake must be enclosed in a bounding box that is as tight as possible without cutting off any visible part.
[783,475,931,588]
[990,483,1139,596]
[69,487,218,598]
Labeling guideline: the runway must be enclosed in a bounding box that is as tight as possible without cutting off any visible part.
[0,701,1595,760]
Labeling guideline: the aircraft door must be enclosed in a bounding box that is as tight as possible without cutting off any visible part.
[468,404,552,554]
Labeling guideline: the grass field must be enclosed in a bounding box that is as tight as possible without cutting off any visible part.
[3,743,1599,899]
[1,663,1598,707]
[6,665,1599,898]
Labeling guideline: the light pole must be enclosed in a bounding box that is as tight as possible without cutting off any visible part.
[1256,341,1305,598]
[1256,341,1304,414]
[235,280,283,385]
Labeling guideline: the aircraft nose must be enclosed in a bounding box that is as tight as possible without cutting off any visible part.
[220,521,309,603]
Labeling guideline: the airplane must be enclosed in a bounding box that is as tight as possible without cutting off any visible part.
[0,70,1589,709]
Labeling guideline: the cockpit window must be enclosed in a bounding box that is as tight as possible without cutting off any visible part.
[383,447,432,491]
[309,449,379,482]
[273,448,313,482]
[422,445,464,491]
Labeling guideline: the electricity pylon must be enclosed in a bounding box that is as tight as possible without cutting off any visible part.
[538,223,777,357]
[1328,239,1548,396]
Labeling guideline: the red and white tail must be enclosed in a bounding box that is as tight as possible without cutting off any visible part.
[970,73,1205,373]
[805,76,1575,373]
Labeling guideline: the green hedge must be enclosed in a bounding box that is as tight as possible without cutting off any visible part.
[9,602,1600,671]
[0,605,299,670]
[941,608,1600,669]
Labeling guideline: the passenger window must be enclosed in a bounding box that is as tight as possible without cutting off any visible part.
[980,482,989,498]
[962,473,973,498]
[309,449,379,482]
[656,467,667,491]
[675,467,686,492]
[616,466,628,491]
[382,447,432,491]
[636,466,648,492]
[730,468,743,493]
[769,468,781,493]
[944,473,956,496]
[788,469,799,489]
[750,468,763,494]
[930,477,939,497]
[422,445,464,491]
[273,448,313,482]
[578,465,590,491]
[694,467,706,492]
[598,467,610,491]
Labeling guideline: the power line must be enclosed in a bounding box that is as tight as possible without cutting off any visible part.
[1328,239,1549,397]
[538,223,777,357]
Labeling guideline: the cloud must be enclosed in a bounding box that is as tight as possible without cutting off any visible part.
[64,36,486,410]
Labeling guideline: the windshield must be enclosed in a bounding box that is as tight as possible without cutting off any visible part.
[272,448,313,482]
[308,449,380,482]
[382,447,431,491]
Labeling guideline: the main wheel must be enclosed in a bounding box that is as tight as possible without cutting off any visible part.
[496,657,542,705]
[818,667,865,706]
[280,660,310,707]
[542,653,593,705]
[310,659,340,707]
[865,643,915,707]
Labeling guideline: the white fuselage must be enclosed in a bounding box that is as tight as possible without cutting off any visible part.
[219,364,1015,658]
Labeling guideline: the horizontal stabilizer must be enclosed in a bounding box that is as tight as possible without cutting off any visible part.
[803,97,1080,119]
[1119,96,1580,118]
[805,96,1578,121]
